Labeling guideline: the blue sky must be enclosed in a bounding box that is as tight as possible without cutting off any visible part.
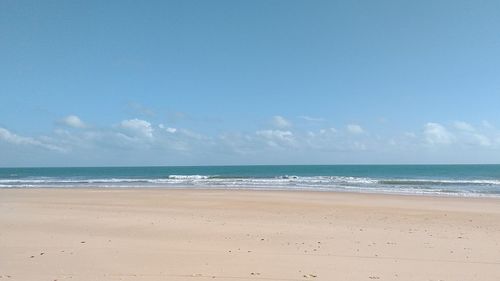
[1,0,500,167]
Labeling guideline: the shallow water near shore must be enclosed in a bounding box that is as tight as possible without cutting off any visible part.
[1,164,500,197]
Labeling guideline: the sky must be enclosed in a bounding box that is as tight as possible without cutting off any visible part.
[1,0,500,167]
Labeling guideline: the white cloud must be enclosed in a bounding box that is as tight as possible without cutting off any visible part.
[0,127,65,152]
[120,119,153,138]
[61,115,86,128]
[319,128,337,134]
[453,121,474,132]
[473,134,491,147]
[423,123,453,145]
[271,116,292,128]
[347,124,364,134]
[256,130,295,147]
[256,130,293,140]
[159,124,177,133]
[3,116,500,166]
[450,121,495,147]
[218,133,257,155]
[352,141,367,151]
[179,129,205,140]
[0,127,41,146]
[299,116,324,122]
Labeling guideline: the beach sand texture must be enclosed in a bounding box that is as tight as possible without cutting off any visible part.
[1,189,500,281]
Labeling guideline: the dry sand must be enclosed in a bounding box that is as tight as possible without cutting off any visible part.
[1,188,500,281]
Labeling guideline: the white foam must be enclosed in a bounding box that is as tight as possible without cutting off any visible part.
[168,175,210,179]
[1,175,499,197]
[378,179,500,185]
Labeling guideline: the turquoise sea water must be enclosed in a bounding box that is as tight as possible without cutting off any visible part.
[1,165,500,197]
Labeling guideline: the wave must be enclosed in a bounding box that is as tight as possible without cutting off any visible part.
[168,175,210,179]
[379,179,500,186]
[0,178,162,184]
[1,176,499,185]
[1,175,499,197]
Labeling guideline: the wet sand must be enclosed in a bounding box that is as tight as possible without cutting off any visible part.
[1,188,500,281]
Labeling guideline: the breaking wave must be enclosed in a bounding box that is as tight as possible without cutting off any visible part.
[1,175,499,197]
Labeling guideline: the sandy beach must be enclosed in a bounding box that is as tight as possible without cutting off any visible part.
[1,189,500,281]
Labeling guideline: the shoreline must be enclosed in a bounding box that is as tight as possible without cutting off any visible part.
[2,185,500,199]
[1,188,500,280]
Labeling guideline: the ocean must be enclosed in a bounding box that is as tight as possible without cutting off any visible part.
[1,165,500,197]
